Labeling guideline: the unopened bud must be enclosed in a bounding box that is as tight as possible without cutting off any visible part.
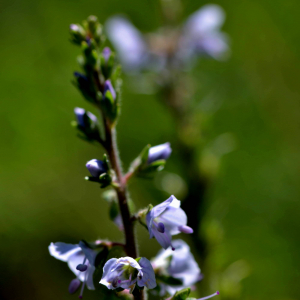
[86,159,107,178]
[148,143,172,164]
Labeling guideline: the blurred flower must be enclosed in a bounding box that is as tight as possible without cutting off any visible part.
[100,257,156,292]
[106,17,147,72]
[151,239,201,295]
[146,195,193,250]
[106,5,228,72]
[148,143,172,164]
[74,107,98,128]
[178,4,229,62]
[49,241,97,298]
[86,159,107,178]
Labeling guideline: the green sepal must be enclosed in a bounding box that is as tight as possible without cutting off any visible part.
[69,24,86,46]
[102,154,110,171]
[101,90,118,124]
[172,288,191,300]
[109,200,119,221]
[81,41,98,68]
[115,287,125,292]
[128,144,150,174]
[137,159,166,179]
[111,65,122,87]
[99,173,112,188]
[86,15,103,47]
[100,51,115,79]
[72,75,97,104]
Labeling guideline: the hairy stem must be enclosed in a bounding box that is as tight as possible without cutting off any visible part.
[103,120,144,300]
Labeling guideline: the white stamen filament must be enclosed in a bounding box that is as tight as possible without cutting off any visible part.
[198,291,220,300]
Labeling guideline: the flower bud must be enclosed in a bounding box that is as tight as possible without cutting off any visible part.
[104,80,116,100]
[102,47,111,63]
[74,107,97,128]
[148,143,172,164]
[68,278,81,294]
[69,24,86,45]
[86,159,107,178]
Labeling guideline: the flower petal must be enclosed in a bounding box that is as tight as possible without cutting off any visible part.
[100,258,118,289]
[152,228,173,250]
[48,242,81,262]
[106,17,147,71]
[78,241,97,266]
[158,207,187,235]
[151,195,174,218]
[67,251,86,281]
[137,257,156,289]
[86,265,96,290]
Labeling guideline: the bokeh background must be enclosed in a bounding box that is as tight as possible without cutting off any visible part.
[1,0,300,299]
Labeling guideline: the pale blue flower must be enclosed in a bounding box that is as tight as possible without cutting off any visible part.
[146,196,193,250]
[148,143,172,164]
[179,4,229,61]
[105,17,147,72]
[86,159,107,178]
[49,241,97,298]
[100,256,156,292]
[151,239,201,295]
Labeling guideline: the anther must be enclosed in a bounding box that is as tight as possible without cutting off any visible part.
[157,222,165,233]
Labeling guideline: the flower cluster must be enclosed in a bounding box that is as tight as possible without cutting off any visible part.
[48,11,223,300]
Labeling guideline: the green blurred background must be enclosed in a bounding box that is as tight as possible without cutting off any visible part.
[1,0,300,299]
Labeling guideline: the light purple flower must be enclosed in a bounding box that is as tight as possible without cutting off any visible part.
[146,196,193,250]
[100,257,156,292]
[74,107,98,128]
[105,16,148,72]
[179,4,229,61]
[49,241,97,298]
[86,159,107,178]
[151,239,201,295]
[148,143,172,164]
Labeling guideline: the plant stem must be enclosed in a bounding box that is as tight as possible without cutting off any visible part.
[103,120,145,300]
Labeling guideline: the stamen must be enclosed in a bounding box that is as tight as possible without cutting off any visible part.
[178,225,193,234]
[157,222,165,233]
[76,264,88,272]
[198,291,220,300]
[78,275,87,299]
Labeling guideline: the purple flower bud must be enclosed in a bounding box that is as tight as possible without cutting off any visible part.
[68,278,81,294]
[86,159,107,178]
[148,143,172,164]
[104,80,116,100]
[102,47,111,63]
[74,107,97,128]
